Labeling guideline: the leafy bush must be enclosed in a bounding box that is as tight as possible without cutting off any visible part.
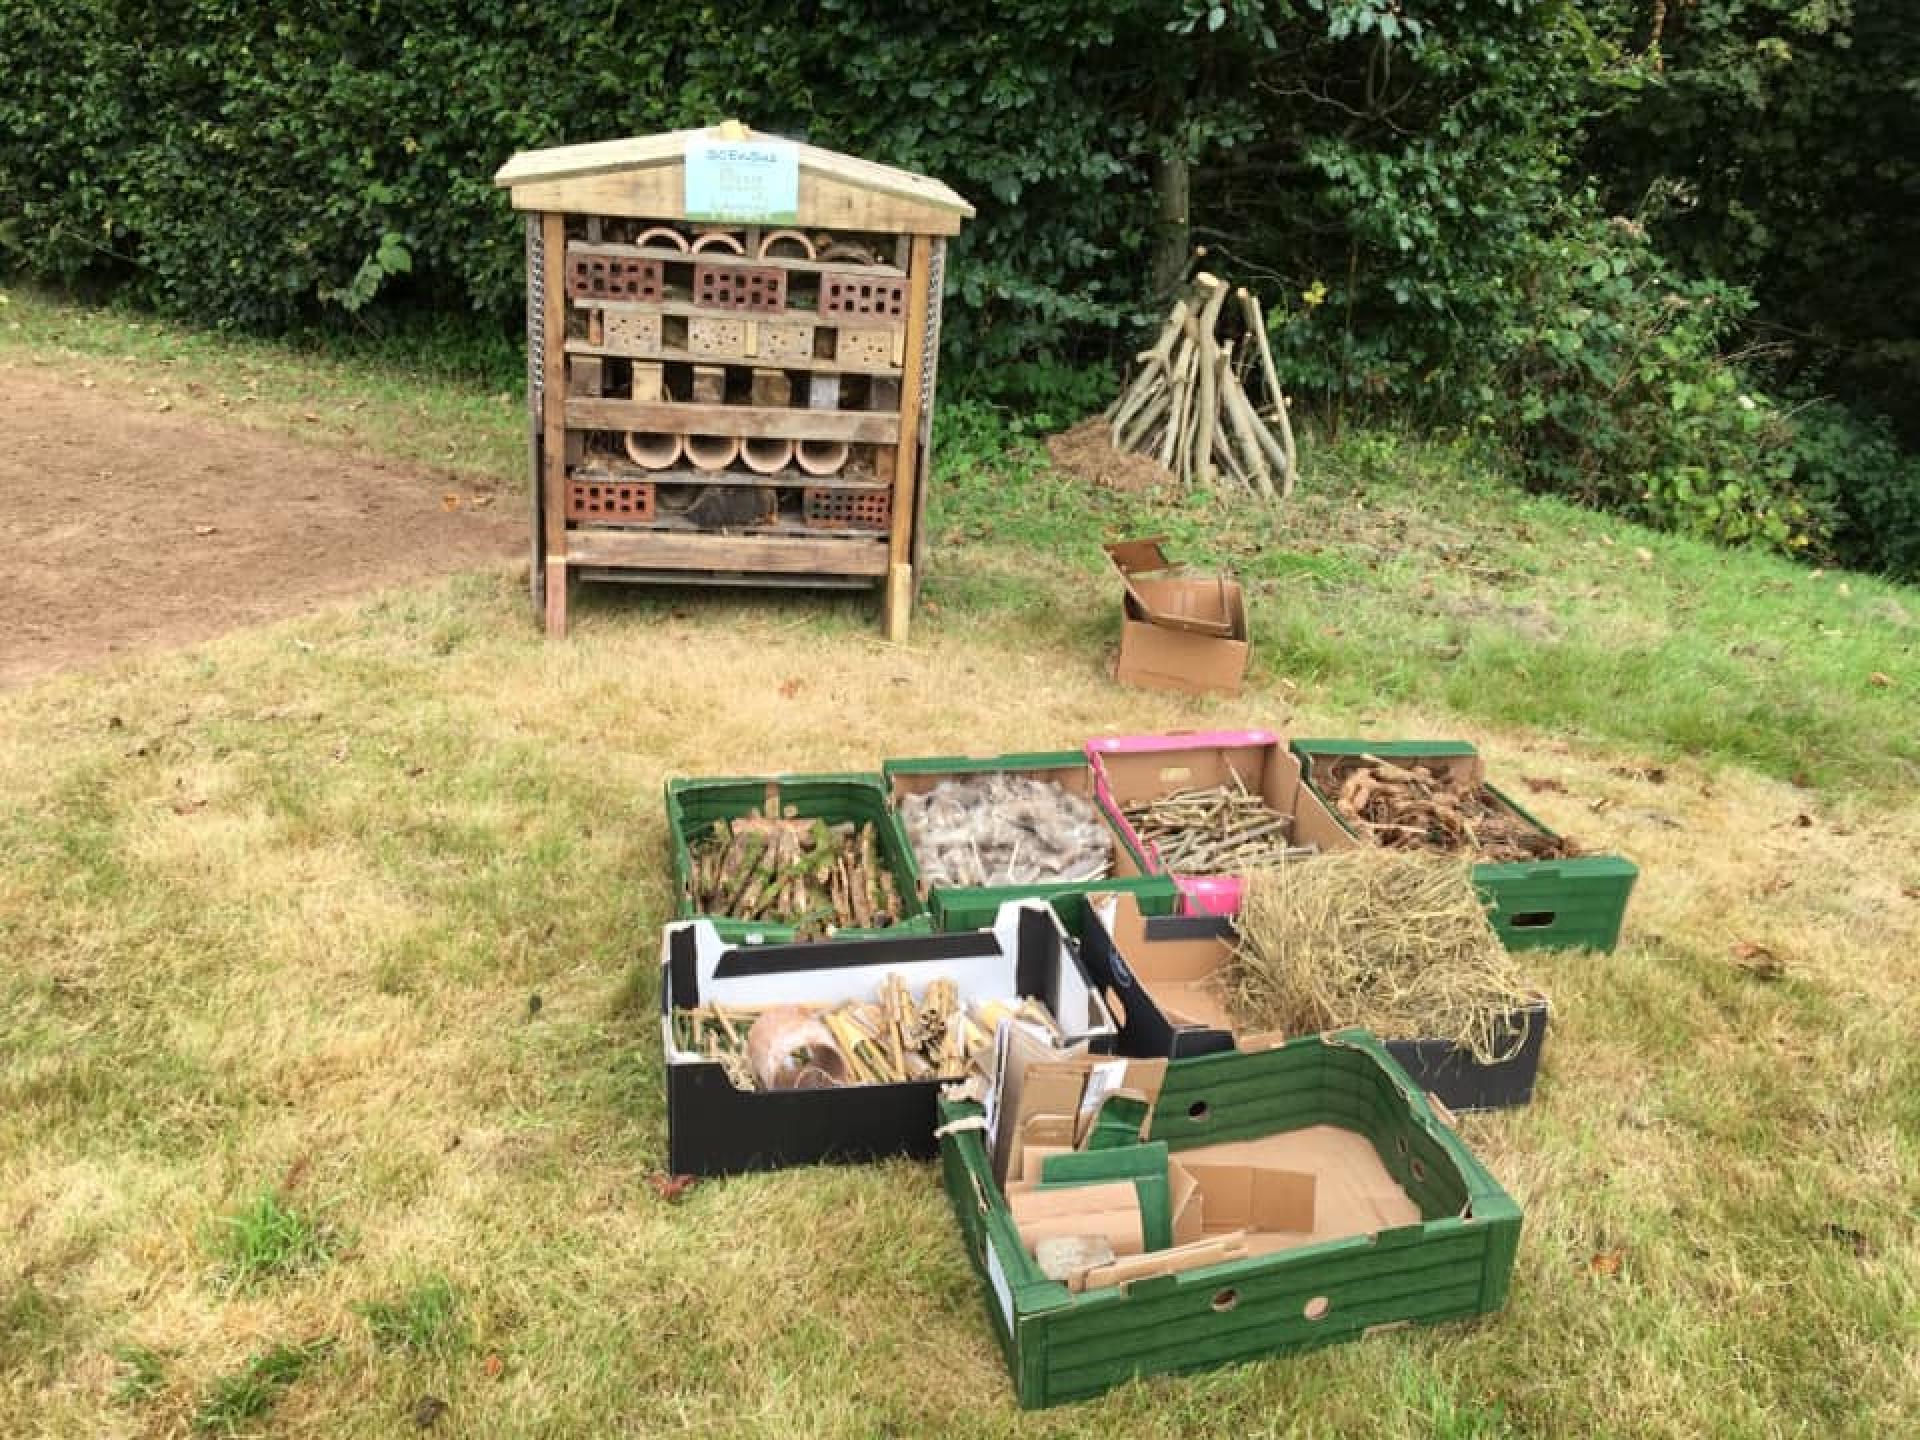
[1487,211,1832,555]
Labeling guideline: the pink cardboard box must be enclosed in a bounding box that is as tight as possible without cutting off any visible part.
[1085,729,1352,914]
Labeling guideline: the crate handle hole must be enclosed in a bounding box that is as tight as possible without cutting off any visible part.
[1509,911,1557,928]
[1211,1288,1239,1313]
[1303,1295,1330,1321]
[1394,1135,1409,1156]
[1187,1100,1211,1122]
[1410,1158,1427,1182]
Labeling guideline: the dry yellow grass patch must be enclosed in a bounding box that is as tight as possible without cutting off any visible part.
[2,570,1917,1437]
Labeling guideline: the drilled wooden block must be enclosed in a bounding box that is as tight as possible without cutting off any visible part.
[838,328,894,370]
[687,315,751,359]
[567,248,663,302]
[568,479,656,524]
[567,356,604,397]
[691,365,727,404]
[757,320,815,364]
[750,369,792,408]
[694,263,787,313]
[803,486,890,532]
[820,274,907,319]
[601,309,662,355]
[631,362,665,403]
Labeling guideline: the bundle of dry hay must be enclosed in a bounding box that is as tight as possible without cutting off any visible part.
[1225,851,1541,1064]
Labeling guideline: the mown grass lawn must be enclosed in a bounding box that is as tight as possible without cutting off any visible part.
[2,291,1917,1437]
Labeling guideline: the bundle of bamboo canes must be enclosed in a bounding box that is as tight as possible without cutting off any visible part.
[1104,270,1298,497]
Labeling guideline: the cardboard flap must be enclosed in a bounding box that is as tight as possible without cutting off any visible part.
[1105,538,1237,638]
[1009,1180,1146,1256]
[1184,1162,1318,1234]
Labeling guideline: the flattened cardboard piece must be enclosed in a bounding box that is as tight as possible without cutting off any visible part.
[1182,1163,1318,1236]
[1010,1180,1145,1256]
[1105,538,1235,637]
[988,1018,1095,1185]
[1039,1142,1170,1188]
[1169,1158,1203,1246]
[1078,1231,1250,1293]
[1174,1125,1421,1253]
[1082,1092,1152,1151]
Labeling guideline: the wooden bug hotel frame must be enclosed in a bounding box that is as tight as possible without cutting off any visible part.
[494,122,972,640]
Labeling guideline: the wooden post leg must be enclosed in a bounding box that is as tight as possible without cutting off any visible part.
[545,558,569,637]
[884,562,912,643]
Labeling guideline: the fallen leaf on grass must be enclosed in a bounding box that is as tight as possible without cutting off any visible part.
[1730,940,1785,980]
[1791,813,1813,828]
[167,797,206,815]
[1609,764,1666,785]
[1587,1249,1624,1278]
[647,1172,699,1203]
[1868,671,1893,688]
[192,524,217,537]
[413,1395,449,1429]
[778,677,803,699]
[470,492,495,509]
[441,492,461,511]
[1634,546,1653,564]
[1823,1223,1870,1258]
[1520,776,1567,794]
[482,1354,504,1380]
[1903,886,1920,901]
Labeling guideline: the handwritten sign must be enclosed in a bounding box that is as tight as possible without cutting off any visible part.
[684,137,799,223]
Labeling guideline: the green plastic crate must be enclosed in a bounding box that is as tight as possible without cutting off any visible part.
[664,772,928,944]
[938,1033,1522,1408]
[1291,738,1638,953]
[883,751,1179,936]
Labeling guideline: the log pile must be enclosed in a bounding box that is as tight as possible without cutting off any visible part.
[671,980,1064,1091]
[1105,268,1299,497]
[688,814,903,935]
[1309,755,1579,863]
[1122,783,1318,872]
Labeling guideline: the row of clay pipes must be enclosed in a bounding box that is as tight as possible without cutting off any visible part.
[621,432,849,474]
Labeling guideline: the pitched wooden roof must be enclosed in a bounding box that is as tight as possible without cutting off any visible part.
[494,122,973,235]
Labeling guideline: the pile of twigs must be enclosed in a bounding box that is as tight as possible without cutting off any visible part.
[672,978,1062,1091]
[1226,851,1540,1064]
[1104,269,1298,497]
[1122,782,1315,872]
[1310,755,1578,863]
[688,814,902,934]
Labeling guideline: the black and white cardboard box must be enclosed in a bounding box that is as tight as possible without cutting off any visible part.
[662,900,1118,1175]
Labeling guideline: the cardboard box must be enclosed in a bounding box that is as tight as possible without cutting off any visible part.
[1291,738,1640,953]
[882,749,1181,936]
[661,900,1117,1175]
[1079,891,1549,1111]
[937,1033,1523,1407]
[1106,538,1250,696]
[1085,729,1354,916]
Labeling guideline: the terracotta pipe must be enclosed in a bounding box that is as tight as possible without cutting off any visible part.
[623,431,682,470]
[683,433,741,471]
[758,228,817,260]
[740,436,795,474]
[796,439,849,476]
[634,226,689,251]
[691,231,745,254]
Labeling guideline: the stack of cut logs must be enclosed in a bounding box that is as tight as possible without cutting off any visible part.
[689,814,903,935]
[1105,269,1298,498]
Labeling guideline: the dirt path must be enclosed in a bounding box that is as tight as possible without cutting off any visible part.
[0,366,521,687]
